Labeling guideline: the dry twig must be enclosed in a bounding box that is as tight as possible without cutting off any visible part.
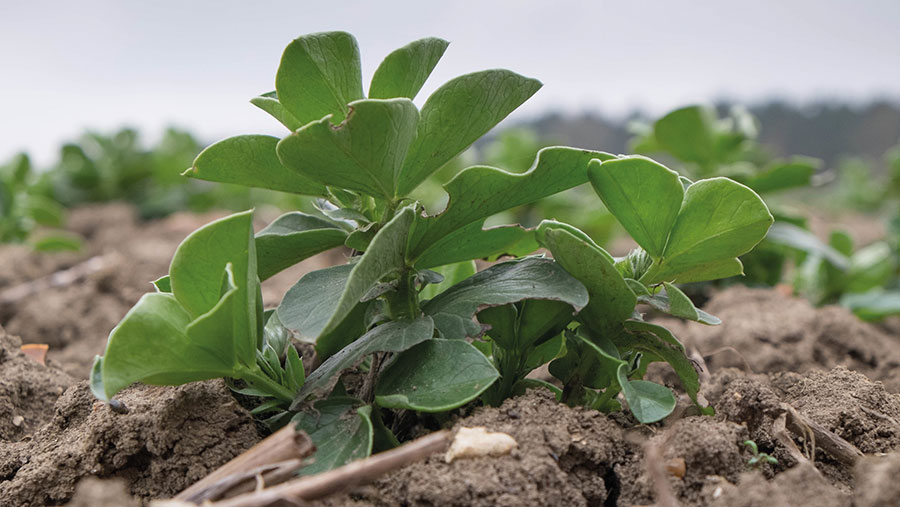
[175,425,314,503]
[209,430,451,507]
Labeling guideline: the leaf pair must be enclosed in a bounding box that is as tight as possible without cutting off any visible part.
[589,156,774,284]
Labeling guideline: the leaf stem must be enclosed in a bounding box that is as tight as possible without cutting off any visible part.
[240,367,296,404]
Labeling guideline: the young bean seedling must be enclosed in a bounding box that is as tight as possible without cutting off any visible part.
[91,31,773,473]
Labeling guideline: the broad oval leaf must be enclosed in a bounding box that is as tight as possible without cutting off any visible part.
[653,105,718,168]
[643,177,773,284]
[186,135,326,196]
[616,363,676,424]
[536,221,636,333]
[255,212,347,281]
[169,211,259,364]
[293,316,434,406]
[414,222,536,269]
[275,31,364,125]
[410,147,615,262]
[369,37,449,100]
[375,339,499,412]
[588,156,683,258]
[277,99,419,200]
[422,256,589,340]
[293,398,373,475]
[95,268,243,400]
[277,264,354,343]
[397,70,543,196]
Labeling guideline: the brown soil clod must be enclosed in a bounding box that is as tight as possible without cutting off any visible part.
[0,380,260,506]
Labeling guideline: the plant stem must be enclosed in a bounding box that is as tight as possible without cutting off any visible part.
[240,368,296,405]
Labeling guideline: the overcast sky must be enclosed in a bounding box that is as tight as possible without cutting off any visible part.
[2,0,899,165]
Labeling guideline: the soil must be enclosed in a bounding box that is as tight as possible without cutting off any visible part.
[3,204,900,506]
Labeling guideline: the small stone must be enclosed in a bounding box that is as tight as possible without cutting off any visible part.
[444,426,518,463]
[12,415,24,427]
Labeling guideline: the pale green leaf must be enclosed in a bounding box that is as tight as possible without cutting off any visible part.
[293,398,373,475]
[588,156,683,258]
[397,70,542,195]
[250,91,303,131]
[370,37,449,99]
[275,31,364,125]
[186,135,326,195]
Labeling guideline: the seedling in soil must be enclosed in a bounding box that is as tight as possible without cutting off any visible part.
[744,440,778,468]
[90,30,773,474]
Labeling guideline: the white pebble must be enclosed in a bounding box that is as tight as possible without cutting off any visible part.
[444,426,518,463]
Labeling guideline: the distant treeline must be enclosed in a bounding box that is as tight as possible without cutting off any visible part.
[520,100,900,170]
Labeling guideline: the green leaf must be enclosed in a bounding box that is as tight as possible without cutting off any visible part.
[186,135,326,195]
[255,212,347,281]
[277,264,354,343]
[653,105,718,168]
[418,260,477,300]
[293,398,373,475]
[477,304,518,350]
[370,37,449,100]
[294,316,434,405]
[168,211,259,364]
[31,233,82,253]
[765,221,849,269]
[637,284,721,325]
[743,157,818,194]
[536,222,636,332]
[841,289,900,321]
[616,363,676,423]
[250,91,303,131]
[846,242,895,293]
[319,206,415,337]
[524,332,565,370]
[276,99,419,200]
[96,272,240,400]
[423,257,589,340]
[284,345,306,393]
[517,299,575,349]
[618,320,710,413]
[414,222,536,269]
[643,177,773,284]
[588,156,683,258]
[275,31,364,125]
[152,275,171,293]
[22,195,64,227]
[397,70,543,195]
[410,147,615,261]
[375,340,499,412]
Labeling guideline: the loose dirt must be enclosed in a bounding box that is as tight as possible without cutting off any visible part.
[3,205,900,505]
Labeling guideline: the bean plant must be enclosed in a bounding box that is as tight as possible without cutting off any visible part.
[91,31,772,473]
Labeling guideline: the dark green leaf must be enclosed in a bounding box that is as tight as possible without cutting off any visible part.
[423,257,589,340]
[414,222,537,269]
[277,264,354,343]
[397,70,542,195]
[375,340,499,412]
[255,212,347,280]
[477,304,517,350]
[293,398,373,475]
[186,135,326,195]
[294,317,434,405]
[370,37,449,100]
[275,31,364,125]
